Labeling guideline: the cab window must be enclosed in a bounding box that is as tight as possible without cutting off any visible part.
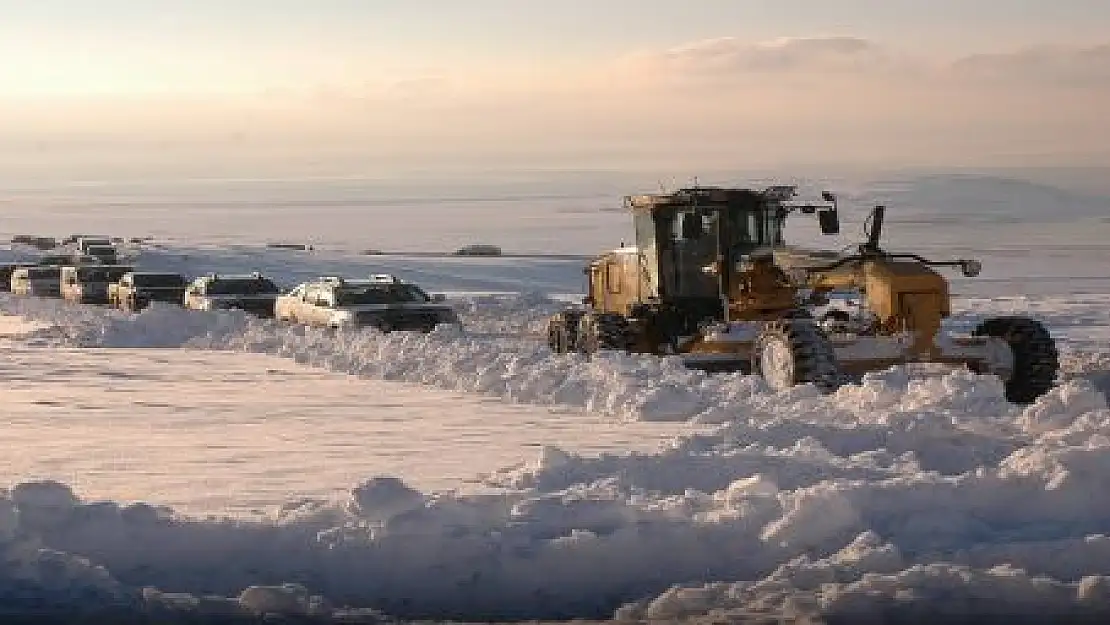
[606,263,621,294]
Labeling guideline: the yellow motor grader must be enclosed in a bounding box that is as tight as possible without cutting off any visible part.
[546,185,1058,404]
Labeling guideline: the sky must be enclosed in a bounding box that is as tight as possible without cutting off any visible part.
[1,0,1108,175]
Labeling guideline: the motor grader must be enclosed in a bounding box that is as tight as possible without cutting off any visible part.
[546,185,1058,404]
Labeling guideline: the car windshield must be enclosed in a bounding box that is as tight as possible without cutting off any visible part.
[134,273,186,288]
[206,277,280,295]
[27,267,60,279]
[335,283,429,306]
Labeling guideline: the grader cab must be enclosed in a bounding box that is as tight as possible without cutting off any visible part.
[546,185,1059,404]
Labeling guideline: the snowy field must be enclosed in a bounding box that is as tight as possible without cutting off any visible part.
[0,319,694,517]
[0,171,1110,622]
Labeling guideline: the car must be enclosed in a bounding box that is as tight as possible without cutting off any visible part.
[11,235,57,250]
[83,245,119,265]
[37,253,99,267]
[109,271,189,312]
[62,234,110,246]
[37,254,78,266]
[453,244,502,256]
[60,264,135,305]
[183,272,283,317]
[75,237,112,254]
[274,274,459,332]
[10,266,62,297]
[0,263,37,292]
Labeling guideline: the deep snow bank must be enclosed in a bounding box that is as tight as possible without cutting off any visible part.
[6,293,1110,620]
[6,379,1110,622]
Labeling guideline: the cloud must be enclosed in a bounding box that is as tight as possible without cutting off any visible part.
[616,36,909,81]
[616,36,1110,92]
[950,43,1110,87]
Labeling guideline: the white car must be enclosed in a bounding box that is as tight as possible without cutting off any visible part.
[10,266,62,297]
[275,274,460,332]
[183,272,282,317]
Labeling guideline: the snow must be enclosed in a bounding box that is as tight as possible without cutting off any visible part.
[0,171,1109,622]
[4,287,1110,621]
[0,340,695,517]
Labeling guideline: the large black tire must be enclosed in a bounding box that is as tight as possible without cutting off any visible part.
[751,313,844,394]
[546,310,584,354]
[577,312,634,355]
[973,316,1058,404]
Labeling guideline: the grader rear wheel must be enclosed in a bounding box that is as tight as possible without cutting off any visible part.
[546,310,583,354]
[752,314,844,394]
[973,316,1058,404]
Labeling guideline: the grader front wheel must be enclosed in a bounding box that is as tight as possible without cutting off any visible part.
[752,315,844,394]
[973,316,1059,404]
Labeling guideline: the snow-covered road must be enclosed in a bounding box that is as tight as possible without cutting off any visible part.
[0,315,696,517]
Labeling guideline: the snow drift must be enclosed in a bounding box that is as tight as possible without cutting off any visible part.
[5,378,1110,622]
[4,291,1110,621]
[3,290,1109,423]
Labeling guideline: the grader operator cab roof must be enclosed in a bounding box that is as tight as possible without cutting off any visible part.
[625,185,841,240]
[626,185,834,213]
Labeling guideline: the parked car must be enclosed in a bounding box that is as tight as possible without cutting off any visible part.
[59,264,135,305]
[11,235,57,250]
[62,234,110,246]
[109,271,190,312]
[37,253,98,267]
[11,266,62,297]
[274,274,458,332]
[0,263,37,292]
[83,245,118,265]
[454,244,502,256]
[183,272,282,317]
[75,237,112,254]
[38,254,77,266]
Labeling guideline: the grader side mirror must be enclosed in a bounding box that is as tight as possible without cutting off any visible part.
[818,209,840,235]
[960,259,982,277]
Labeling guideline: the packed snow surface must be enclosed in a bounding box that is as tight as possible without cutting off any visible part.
[0,340,693,517]
[1,171,1109,621]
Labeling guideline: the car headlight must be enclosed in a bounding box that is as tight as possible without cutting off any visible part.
[329,311,355,327]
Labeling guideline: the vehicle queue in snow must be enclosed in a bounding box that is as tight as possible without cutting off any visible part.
[1,235,462,334]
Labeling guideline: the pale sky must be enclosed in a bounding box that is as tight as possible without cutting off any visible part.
[1,1,1108,173]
